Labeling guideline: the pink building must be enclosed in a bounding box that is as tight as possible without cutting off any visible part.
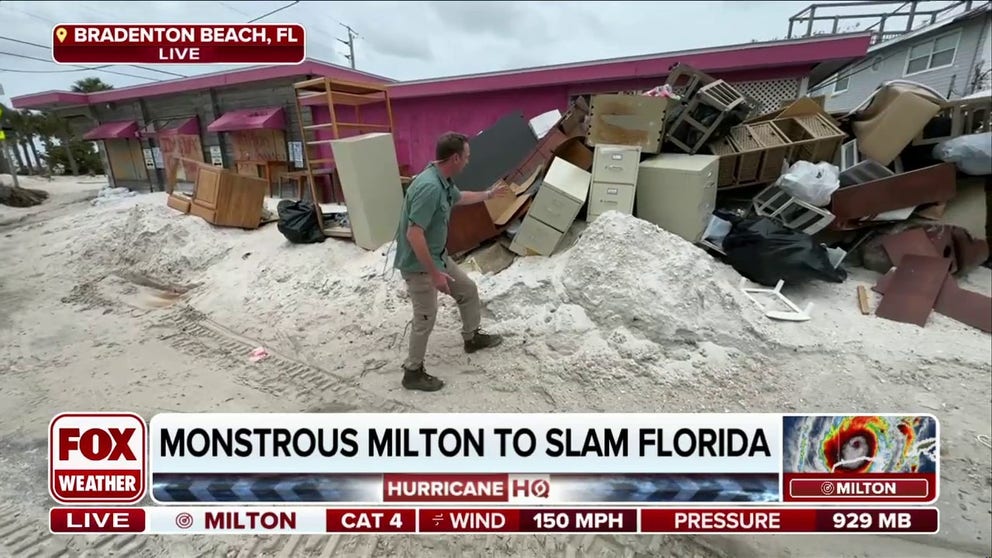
[12,33,871,190]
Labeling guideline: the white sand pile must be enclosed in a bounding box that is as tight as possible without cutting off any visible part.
[481,212,771,351]
[74,203,235,286]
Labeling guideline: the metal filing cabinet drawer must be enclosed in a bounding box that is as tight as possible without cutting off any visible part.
[592,145,641,185]
[588,182,636,219]
[528,185,584,232]
[510,214,566,256]
[527,157,590,232]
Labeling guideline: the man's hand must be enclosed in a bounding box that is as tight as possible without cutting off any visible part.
[489,182,512,199]
[432,270,454,294]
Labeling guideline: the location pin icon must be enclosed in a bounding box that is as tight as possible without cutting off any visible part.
[56,28,67,43]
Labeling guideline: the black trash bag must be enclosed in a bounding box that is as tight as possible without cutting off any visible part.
[721,216,847,286]
[277,200,325,244]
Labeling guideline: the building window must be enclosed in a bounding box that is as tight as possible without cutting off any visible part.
[833,71,851,94]
[905,30,960,75]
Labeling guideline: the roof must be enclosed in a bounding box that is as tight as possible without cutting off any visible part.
[12,33,872,109]
[387,33,873,99]
[867,3,991,53]
[11,58,394,110]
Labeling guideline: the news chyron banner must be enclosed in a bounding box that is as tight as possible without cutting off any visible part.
[51,24,305,65]
[48,413,940,535]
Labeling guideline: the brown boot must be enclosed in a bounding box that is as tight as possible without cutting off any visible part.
[464,329,503,354]
[401,365,444,392]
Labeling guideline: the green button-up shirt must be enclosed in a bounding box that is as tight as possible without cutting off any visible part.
[393,163,462,273]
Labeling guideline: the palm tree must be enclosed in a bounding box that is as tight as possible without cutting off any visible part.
[70,77,114,93]
[4,108,31,174]
[23,112,46,175]
[39,112,80,176]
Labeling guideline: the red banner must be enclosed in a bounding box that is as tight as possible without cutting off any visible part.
[640,508,939,533]
[52,25,305,64]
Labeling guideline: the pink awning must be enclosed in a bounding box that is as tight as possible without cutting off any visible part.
[83,120,139,140]
[152,116,200,137]
[207,107,285,133]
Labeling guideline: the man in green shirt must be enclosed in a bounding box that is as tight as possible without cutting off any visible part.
[394,132,510,391]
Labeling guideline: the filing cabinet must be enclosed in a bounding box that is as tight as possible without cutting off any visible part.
[510,157,590,256]
[588,144,641,221]
[589,182,636,218]
[634,153,719,243]
[510,215,565,257]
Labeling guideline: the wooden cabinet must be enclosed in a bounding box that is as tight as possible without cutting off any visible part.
[189,164,268,229]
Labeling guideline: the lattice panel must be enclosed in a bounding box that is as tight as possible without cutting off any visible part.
[671,78,801,115]
[573,77,802,116]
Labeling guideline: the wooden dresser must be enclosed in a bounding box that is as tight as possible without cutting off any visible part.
[188,164,268,229]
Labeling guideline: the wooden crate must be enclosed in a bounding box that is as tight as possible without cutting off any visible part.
[747,122,792,183]
[771,117,820,163]
[728,126,764,184]
[698,80,746,112]
[707,136,739,188]
[793,113,845,163]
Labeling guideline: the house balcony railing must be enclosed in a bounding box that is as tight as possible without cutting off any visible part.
[788,0,987,45]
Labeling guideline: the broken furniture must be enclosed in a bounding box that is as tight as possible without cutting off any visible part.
[456,111,539,192]
[708,122,792,188]
[912,97,992,146]
[778,114,846,165]
[510,157,590,256]
[706,97,847,190]
[666,80,749,155]
[839,159,894,188]
[327,132,405,251]
[634,153,719,242]
[752,184,835,235]
[874,261,992,332]
[851,82,944,166]
[448,112,578,256]
[165,157,268,229]
[483,167,543,228]
[588,144,641,221]
[829,163,957,230]
[739,278,813,322]
[293,77,395,205]
[587,94,668,154]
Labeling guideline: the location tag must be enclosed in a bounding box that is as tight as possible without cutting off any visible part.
[56,27,67,43]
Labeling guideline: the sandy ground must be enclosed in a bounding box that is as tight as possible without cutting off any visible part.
[1,176,990,557]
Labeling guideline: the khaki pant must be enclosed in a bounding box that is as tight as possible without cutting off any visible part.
[401,256,480,370]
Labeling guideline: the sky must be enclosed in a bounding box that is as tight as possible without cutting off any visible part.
[0,0,967,106]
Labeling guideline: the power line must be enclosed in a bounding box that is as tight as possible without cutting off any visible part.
[0,66,96,73]
[248,0,301,23]
[0,35,178,80]
[0,50,163,81]
[218,2,253,18]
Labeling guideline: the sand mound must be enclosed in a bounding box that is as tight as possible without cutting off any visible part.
[560,212,770,348]
[483,212,770,351]
[77,204,234,285]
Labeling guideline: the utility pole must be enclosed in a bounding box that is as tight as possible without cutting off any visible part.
[337,24,357,69]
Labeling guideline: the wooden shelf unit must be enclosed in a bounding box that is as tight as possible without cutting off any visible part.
[291,77,395,235]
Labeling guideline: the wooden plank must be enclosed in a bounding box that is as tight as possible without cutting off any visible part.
[875,255,950,327]
[857,285,871,315]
